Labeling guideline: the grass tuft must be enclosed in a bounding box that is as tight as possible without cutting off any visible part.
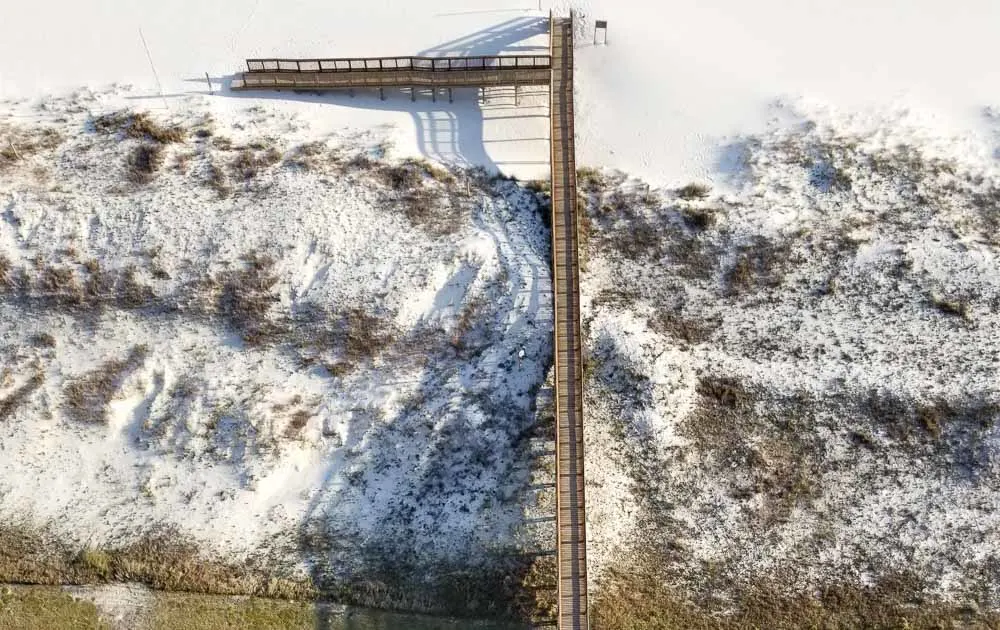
[92,110,186,144]
[676,182,711,200]
[126,143,165,184]
[0,373,45,421]
[64,345,148,424]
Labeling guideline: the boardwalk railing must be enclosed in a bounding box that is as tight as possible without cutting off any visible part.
[245,55,550,73]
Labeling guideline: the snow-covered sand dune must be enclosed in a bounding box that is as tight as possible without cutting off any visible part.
[2,0,1000,625]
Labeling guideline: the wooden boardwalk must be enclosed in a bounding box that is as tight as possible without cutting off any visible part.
[231,55,550,91]
[548,14,588,630]
[229,15,588,629]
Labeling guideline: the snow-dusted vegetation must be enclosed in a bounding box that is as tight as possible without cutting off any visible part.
[583,103,1000,626]
[4,95,1000,628]
[0,97,558,617]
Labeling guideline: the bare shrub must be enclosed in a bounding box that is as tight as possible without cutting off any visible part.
[217,254,281,345]
[378,162,423,190]
[172,150,196,174]
[343,308,396,363]
[82,259,114,300]
[416,159,455,183]
[680,206,717,231]
[0,125,63,170]
[231,146,283,180]
[284,410,311,438]
[398,189,463,237]
[37,266,83,305]
[126,143,164,184]
[650,310,719,345]
[345,153,375,171]
[0,254,11,288]
[724,237,790,294]
[92,111,185,144]
[448,295,489,355]
[64,345,148,424]
[212,136,234,151]
[695,375,752,410]
[930,294,970,320]
[30,333,56,348]
[119,266,155,309]
[206,161,231,198]
[283,141,330,171]
[863,389,998,446]
[577,166,607,193]
[676,182,711,200]
[525,179,550,195]
[0,373,45,421]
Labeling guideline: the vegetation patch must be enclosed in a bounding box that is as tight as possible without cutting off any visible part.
[930,294,970,320]
[649,309,719,345]
[92,110,186,144]
[230,146,283,180]
[64,345,148,424]
[0,523,313,600]
[152,592,315,630]
[723,236,791,294]
[126,142,165,184]
[0,373,45,421]
[215,254,282,345]
[0,124,64,170]
[0,586,109,630]
[675,182,711,200]
[591,563,999,630]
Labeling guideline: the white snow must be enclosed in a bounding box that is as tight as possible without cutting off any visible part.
[5,1,1000,184]
[0,100,554,577]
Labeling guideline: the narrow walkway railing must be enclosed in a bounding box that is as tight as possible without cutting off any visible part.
[232,54,552,91]
[245,55,550,73]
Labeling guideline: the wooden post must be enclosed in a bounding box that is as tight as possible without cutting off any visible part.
[205,72,212,94]
[432,87,436,103]
[411,87,416,102]
[448,87,453,103]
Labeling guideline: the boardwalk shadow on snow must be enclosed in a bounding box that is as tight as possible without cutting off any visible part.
[207,16,550,175]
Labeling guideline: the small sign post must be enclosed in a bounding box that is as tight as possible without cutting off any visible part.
[594,20,608,45]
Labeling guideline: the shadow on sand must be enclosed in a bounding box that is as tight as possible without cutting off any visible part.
[196,16,551,176]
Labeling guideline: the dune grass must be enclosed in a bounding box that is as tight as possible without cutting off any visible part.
[0,586,109,630]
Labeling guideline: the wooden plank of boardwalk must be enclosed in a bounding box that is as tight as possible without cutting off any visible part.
[549,13,588,630]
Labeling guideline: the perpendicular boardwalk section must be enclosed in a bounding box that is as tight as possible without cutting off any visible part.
[231,55,551,90]
[549,14,589,630]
